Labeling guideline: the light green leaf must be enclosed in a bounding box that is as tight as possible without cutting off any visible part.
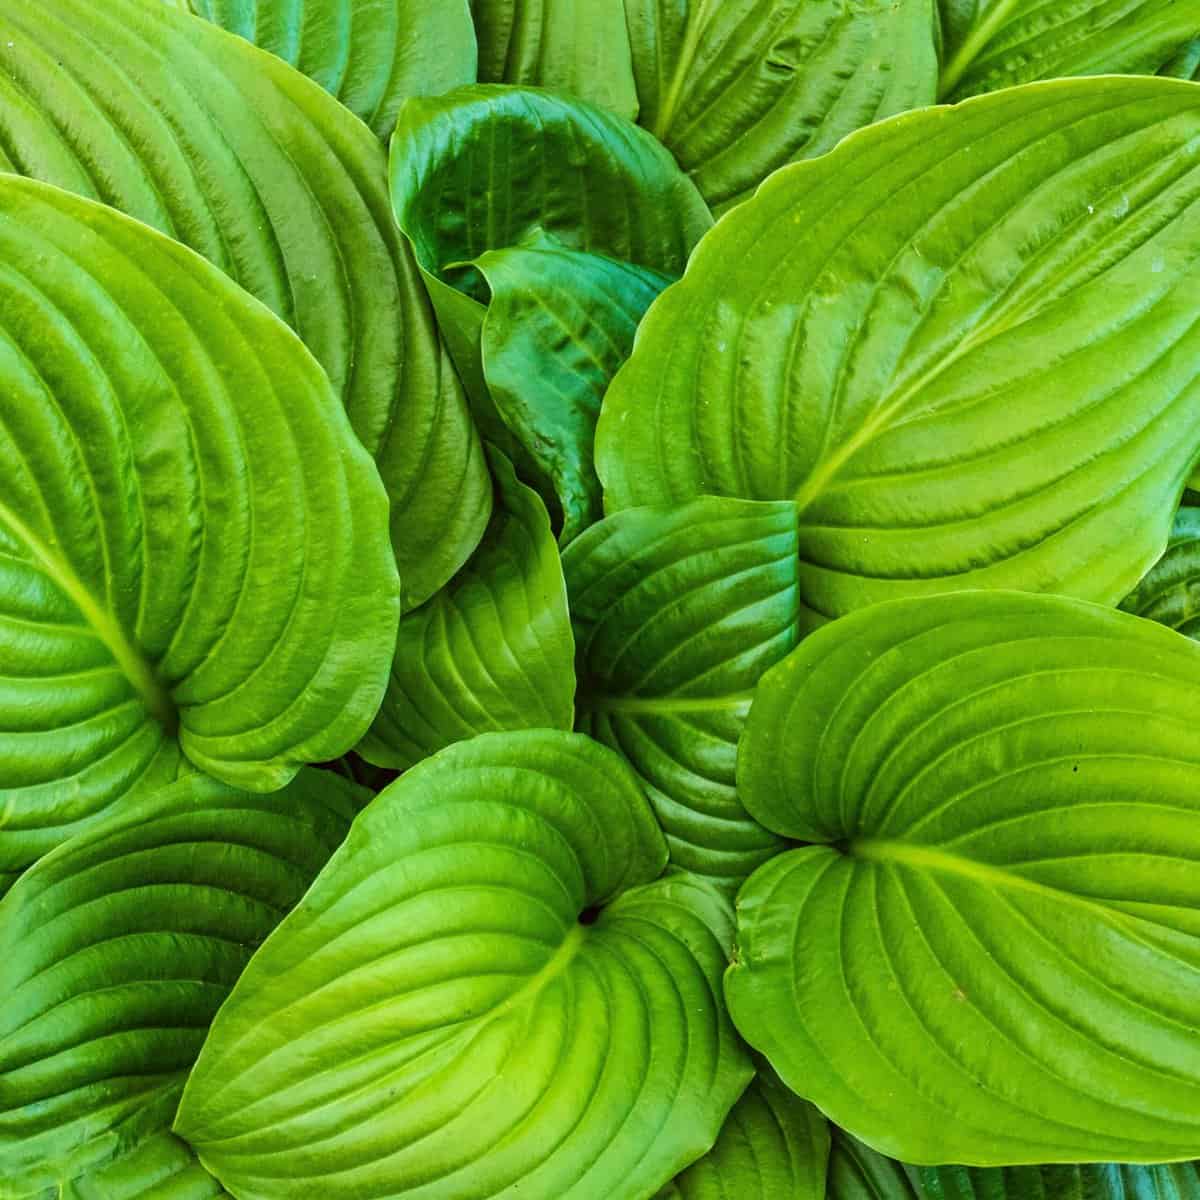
[472,0,639,120]
[660,1066,830,1200]
[0,0,489,608]
[186,0,477,138]
[389,84,711,416]
[0,178,397,878]
[1161,39,1200,79]
[625,0,939,215]
[474,230,670,541]
[939,1,1200,99]
[176,730,754,1200]
[358,451,575,771]
[563,498,806,893]
[916,1160,1200,1199]
[0,769,361,1197]
[726,590,1200,1164]
[598,77,1200,619]
[827,1133,918,1200]
[1120,506,1200,638]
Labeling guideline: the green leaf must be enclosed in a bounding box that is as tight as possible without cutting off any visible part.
[828,1133,919,1200]
[597,77,1200,619]
[1161,39,1200,79]
[660,1066,830,1200]
[474,230,670,542]
[187,0,477,138]
[176,730,754,1200]
[358,450,575,771]
[0,768,361,1197]
[472,0,639,120]
[726,589,1200,1164]
[625,0,939,214]
[1120,506,1200,638]
[0,178,397,878]
[563,498,807,893]
[389,84,712,414]
[939,1,1200,99]
[0,0,490,608]
[916,1160,1200,1200]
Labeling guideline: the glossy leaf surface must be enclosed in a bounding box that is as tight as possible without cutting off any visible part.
[660,1066,829,1200]
[475,232,670,541]
[727,591,1200,1164]
[939,1,1200,99]
[598,78,1200,619]
[472,0,638,119]
[0,0,489,607]
[564,498,804,893]
[359,452,575,771]
[916,1160,1200,1199]
[625,0,939,214]
[177,730,753,1199]
[187,0,477,137]
[0,770,359,1196]
[0,180,397,879]
[1162,39,1200,79]
[1120,506,1200,638]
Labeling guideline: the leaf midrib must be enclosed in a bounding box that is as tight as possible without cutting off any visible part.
[938,0,1022,98]
[0,500,176,732]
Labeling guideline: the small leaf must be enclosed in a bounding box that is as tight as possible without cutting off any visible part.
[727,590,1200,1163]
[598,77,1200,618]
[564,498,807,893]
[0,769,360,1195]
[359,450,576,771]
[188,0,477,138]
[0,179,397,877]
[1120,506,1200,638]
[176,730,753,1200]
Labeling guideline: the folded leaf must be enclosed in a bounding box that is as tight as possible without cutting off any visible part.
[660,1066,830,1200]
[916,1160,1200,1199]
[0,769,360,1196]
[389,84,711,414]
[187,0,477,138]
[1120,506,1200,638]
[625,0,939,214]
[598,77,1200,618]
[474,231,670,541]
[828,1133,919,1200]
[0,0,489,607]
[0,179,397,877]
[358,451,575,770]
[938,1,1200,100]
[727,590,1200,1164]
[564,498,806,893]
[177,730,753,1200]
[472,0,639,120]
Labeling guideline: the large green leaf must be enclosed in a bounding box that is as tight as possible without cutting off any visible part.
[472,0,639,120]
[726,590,1200,1164]
[389,84,712,412]
[660,1066,830,1200]
[828,1133,918,1200]
[938,1,1200,99]
[597,77,1200,619]
[358,451,575,771]
[563,498,805,893]
[186,0,477,138]
[0,0,489,607]
[625,0,939,215]
[1120,506,1200,638]
[474,231,670,541]
[0,769,361,1197]
[176,730,753,1199]
[0,178,397,879]
[916,1161,1200,1199]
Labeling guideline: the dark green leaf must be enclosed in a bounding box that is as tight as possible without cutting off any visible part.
[176,730,753,1199]
[598,77,1200,618]
[828,1132,919,1200]
[1120,506,1200,638]
[358,450,575,770]
[916,1160,1200,1200]
[727,590,1200,1163]
[1161,39,1200,79]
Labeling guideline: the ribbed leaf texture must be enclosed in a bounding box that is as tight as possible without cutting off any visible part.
[828,1133,918,1200]
[727,590,1200,1163]
[176,730,753,1199]
[916,1160,1200,1199]
[1121,506,1200,638]
[0,179,397,879]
